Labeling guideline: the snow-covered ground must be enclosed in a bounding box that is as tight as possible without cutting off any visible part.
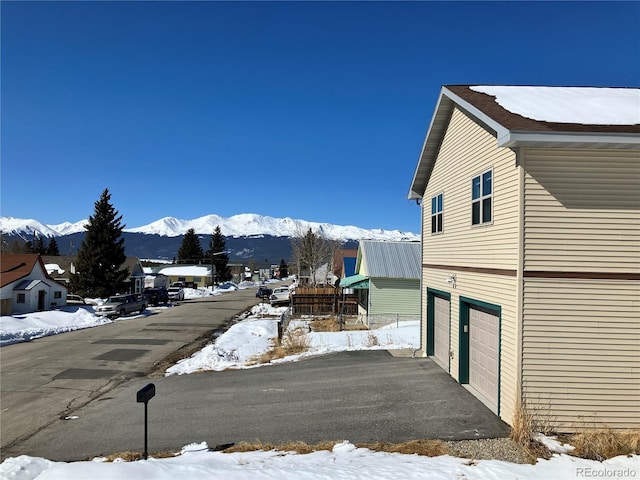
[1,285,638,480]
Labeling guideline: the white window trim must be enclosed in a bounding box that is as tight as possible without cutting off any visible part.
[471,168,494,227]
[430,192,444,235]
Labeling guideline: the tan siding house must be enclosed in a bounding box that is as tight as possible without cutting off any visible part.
[409,85,640,431]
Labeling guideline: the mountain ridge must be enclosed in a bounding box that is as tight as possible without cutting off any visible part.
[0,214,419,242]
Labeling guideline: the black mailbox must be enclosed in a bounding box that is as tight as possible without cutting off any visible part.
[136,383,156,460]
[137,383,155,404]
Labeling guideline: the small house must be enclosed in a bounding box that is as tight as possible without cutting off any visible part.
[1,254,69,315]
[340,240,421,327]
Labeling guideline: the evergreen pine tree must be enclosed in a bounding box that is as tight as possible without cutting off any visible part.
[34,236,46,254]
[205,226,231,282]
[177,228,204,264]
[45,237,60,256]
[278,259,289,279]
[69,189,129,297]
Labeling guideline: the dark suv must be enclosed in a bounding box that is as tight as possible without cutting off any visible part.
[141,287,169,306]
[256,286,273,300]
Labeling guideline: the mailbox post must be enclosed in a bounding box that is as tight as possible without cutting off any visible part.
[136,383,155,460]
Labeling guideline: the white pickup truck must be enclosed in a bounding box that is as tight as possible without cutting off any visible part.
[270,286,291,305]
[95,294,147,318]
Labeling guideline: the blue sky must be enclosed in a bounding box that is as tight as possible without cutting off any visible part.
[2,1,639,234]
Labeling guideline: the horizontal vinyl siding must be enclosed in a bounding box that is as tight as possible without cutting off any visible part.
[422,107,520,270]
[369,278,420,316]
[523,149,640,272]
[522,278,640,431]
[423,268,519,426]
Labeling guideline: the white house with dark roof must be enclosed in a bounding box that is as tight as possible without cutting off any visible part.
[1,254,69,314]
[408,85,639,431]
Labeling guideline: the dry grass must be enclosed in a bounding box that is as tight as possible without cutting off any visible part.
[511,400,640,462]
[569,429,640,461]
[310,317,341,332]
[282,329,310,354]
[99,450,179,462]
[357,440,447,456]
[224,440,340,455]
[509,402,552,461]
[222,439,447,457]
[510,402,534,448]
[254,330,310,364]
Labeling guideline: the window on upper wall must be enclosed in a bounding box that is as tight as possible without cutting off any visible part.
[431,193,443,234]
[17,293,26,303]
[54,291,62,299]
[472,169,493,225]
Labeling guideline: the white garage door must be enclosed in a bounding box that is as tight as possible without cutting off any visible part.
[469,307,499,412]
[433,296,450,371]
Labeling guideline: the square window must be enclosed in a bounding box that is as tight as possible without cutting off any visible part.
[54,291,62,299]
[17,293,26,303]
[472,169,493,225]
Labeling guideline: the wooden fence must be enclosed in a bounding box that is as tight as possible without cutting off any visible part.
[292,287,358,316]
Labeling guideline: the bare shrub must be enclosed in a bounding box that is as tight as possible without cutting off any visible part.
[510,401,534,448]
[254,329,310,365]
[282,329,310,354]
[510,400,552,462]
[365,332,379,347]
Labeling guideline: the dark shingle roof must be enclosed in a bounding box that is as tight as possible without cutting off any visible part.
[1,254,49,288]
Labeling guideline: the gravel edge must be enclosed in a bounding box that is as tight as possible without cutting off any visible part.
[444,438,537,464]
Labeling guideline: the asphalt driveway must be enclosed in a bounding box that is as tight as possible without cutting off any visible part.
[4,350,510,461]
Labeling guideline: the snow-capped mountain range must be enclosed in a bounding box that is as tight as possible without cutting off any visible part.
[0,214,419,242]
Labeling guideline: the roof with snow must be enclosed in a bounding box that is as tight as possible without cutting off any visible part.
[158,265,211,276]
[409,85,640,199]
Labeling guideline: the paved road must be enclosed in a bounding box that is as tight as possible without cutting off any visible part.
[2,323,509,461]
[0,286,265,458]
[1,285,509,461]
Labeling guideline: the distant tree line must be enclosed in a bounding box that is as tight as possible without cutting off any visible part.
[1,234,60,255]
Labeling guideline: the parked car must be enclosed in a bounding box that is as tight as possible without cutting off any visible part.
[168,285,185,301]
[65,294,86,305]
[141,287,169,306]
[270,286,291,305]
[256,287,273,299]
[95,294,147,318]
